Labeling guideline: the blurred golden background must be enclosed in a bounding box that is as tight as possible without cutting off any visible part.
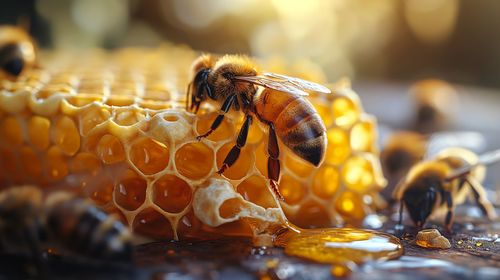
[3,0,500,88]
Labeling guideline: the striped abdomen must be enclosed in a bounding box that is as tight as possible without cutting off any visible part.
[254,89,327,166]
[45,192,132,260]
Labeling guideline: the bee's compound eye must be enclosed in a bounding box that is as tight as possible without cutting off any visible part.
[3,57,24,76]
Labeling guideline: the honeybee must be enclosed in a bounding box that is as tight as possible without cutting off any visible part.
[410,79,458,133]
[393,147,499,230]
[0,186,133,262]
[380,131,486,201]
[187,54,331,199]
[380,131,428,201]
[0,25,37,80]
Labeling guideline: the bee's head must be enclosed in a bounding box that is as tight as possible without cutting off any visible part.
[191,54,215,77]
[0,26,37,80]
[402,177,440,227]
[383,148,415,176]
[209,55,257,100]
[188,54,216,112]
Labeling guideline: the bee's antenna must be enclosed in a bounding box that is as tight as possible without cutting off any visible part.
[186,81,192,111]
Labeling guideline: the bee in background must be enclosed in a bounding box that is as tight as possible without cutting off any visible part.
[380,131,427,202]
[0,25,37,80]
[393,147,498,231]
[0,186,133,262]
[410,79,458,134]
[381,131,487,203]
[187,54,331,200]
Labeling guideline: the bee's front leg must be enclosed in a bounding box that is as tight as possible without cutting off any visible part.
[196,94,236,140]
[217,114,252,174]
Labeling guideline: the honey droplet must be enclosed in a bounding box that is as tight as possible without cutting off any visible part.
[283,228,403,266]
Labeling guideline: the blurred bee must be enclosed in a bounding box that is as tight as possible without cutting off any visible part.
[393,147,499,230]
[0,186,133,262]
[381,131,486,203]
[410,79,458,133]
[0,25,37,80]
[187,54,331,200]
[380,131,427,201]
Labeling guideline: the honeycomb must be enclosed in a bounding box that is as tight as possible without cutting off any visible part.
[0,45,385,241]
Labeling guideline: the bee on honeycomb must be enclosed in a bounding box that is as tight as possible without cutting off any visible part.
[0,41,385,242]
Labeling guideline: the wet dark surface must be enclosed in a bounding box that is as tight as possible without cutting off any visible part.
[0,208,498,280]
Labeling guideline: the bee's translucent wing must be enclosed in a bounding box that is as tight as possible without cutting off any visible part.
[263,72,331,94]
[233,75,309,96]
[445,149,500,182]
[424,131,486,160]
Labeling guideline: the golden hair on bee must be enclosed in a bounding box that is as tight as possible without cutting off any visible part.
[187,53,331,200]
[212,54,258,75]
[191,53,216,76]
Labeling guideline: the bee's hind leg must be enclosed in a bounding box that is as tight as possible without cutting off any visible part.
[443,190,454,232]
[266,123,284,201]
[217,114,252,174]
[196,95,236,140]
[465,177,497,220]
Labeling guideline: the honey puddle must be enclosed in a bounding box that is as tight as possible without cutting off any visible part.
[274,223,404,276]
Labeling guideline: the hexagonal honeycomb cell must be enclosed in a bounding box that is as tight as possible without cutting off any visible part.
[0,46,385,241]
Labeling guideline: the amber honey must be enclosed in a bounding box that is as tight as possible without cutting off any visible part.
[277,227,403,276]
